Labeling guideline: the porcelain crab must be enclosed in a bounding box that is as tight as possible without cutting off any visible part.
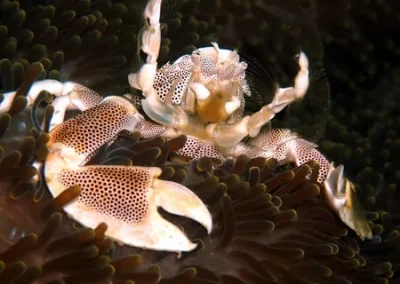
[0,0,372,253]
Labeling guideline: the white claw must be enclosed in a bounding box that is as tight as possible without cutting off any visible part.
[153,178,213,234]
[47,163,210,252]
[143,207,199,252]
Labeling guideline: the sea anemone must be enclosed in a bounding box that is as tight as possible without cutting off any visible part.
[0,123,396,283]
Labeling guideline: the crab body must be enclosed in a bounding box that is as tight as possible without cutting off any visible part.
[0,0,372,253]
[130,43,249,147]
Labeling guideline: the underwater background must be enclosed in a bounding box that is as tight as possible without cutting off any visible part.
[0,0,399,283]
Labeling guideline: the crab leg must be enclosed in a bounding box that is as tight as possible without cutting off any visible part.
[1,80,66,112]
[242,128,372,240]
[46,96,212,252]
[128,0,183,127]
[50,83,103,131]
[176,135,225,160]
[0,79,103,131]
[136,120,167,138]
[128,0,161,94]
[247,52,309,137]
[208,52,310,148]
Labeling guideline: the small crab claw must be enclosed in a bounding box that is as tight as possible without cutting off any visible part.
[324,164,372,240]
[49,166,211,252]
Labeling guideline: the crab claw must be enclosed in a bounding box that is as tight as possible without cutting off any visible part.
[45,95,211,252]
[50,166,212,252]
[153,178,213,235]
[324,164,372,240]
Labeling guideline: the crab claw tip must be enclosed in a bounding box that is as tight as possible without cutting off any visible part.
[153,178,213,234]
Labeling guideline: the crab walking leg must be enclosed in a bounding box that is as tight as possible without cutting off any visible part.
[242,128,372,240]
[49,83,103,131]
[128,0,181,126]
[133,120,224,159]
[1,80,64,112]
[0,79,103,131]
[136,120,167,138]
[176,135,225,160]
[128,0,161,96]
[45,96,212,252]
[208,52,310,149]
